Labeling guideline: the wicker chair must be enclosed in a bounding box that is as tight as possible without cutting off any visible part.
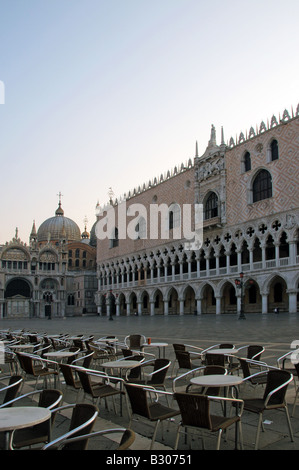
[0,375,23,407]
[77,369,124,414]
[15,352,59,389]
[238,358,268,386]
[242,369,294,450]
[42,403,98,450]
[124,383,180,450]
[124,334,147,351]
[174,392,244,450]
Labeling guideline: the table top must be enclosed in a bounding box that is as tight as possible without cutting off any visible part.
[143,342,168,347]
[9,344,34,349]
[206,348,239,355]
[44,351,77,358]
[101,360,142,369]
[0,407,51,432]
[190,374,243,387]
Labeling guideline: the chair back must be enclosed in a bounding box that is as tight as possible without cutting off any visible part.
[2,376,23,406]
[16,352,35,375]
[59,363,77,387]
[38,389,63,424]
[64,404,98,450]
[81,351,94,368]
[204,365,226,375]
[173,344,186,352]
[263,369,292,405]
[117,429,136,450]
[238,358,251,378]
[124,355,143,379]
[126,335,145,350]
[205,353,225,367]
[148,359,170,385]
[219,343,234,349]
[175,350,192,369]
[124,383,151,418]
[247,345,264,361]
[174,393,212,430]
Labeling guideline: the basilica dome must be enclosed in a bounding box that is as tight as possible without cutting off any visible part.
[37,202,81,243]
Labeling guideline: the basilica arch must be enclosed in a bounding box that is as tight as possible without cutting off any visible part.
[4,278,33,318]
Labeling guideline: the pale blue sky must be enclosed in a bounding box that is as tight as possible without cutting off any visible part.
[0,0,298,243]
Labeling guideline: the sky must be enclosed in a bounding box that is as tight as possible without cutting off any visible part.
[0,0,298,244]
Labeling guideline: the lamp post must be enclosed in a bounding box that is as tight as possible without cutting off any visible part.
[108,290,114,321]
[235,272,246,320]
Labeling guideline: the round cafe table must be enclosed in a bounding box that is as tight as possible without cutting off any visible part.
[207,348,239,355]
[142,342,168,358]
[190,374,243,390]
[0,406,51,450]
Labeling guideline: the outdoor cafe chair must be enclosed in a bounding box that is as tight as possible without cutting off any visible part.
[15,352,59,389]
[174,392,244,450]
[124,383,180,450]
[42,403,98,450]
[77,369,124,415]
[124,334,147,351]
[241,369,294,450]
[0,375,23,407]
[42,427,135,450]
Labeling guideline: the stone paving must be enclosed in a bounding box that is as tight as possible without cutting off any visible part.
[1,312,299,454]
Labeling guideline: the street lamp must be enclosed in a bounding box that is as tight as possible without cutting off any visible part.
[235,272,246,320]
[108,290,114,321]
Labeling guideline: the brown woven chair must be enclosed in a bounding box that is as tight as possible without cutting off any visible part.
[77,369,123,414]
[242,369,294,450]
[58,363,82,400]
[124,334,146,351]
[15,352,59,389]
[42,403,98,450]
[124,382,180,450]
[174,392,244,450]
[43,427,135,450]
[0,375,23,407]
[174,350,202,377]
[238,358,268,386]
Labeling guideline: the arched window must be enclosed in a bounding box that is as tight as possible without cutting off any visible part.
[244,152,251,172]
[270,139,279,161]
[109,227,119,248]
[252,170,272,203]
[135,217,147,239]
[169,204,181,230]
[204,192,218,220]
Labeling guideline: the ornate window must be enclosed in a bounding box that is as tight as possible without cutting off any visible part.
[270,139,279,161]
[204,192,218,220]
[244,152,251,172]
[169,204,181,230]
[109,227,119,248]
[252,170,272,203]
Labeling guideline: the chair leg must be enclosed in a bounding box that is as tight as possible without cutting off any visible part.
[254,413,263,450]
[150,420,160,450]
[292,387,299,417]
[216,429,223,450]
[174,425,181,450]
[284,405,294,442]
